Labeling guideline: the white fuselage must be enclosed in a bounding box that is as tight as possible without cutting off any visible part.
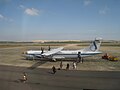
[25,50,102,60]
[56,50,101,58]
[24,38,102,60]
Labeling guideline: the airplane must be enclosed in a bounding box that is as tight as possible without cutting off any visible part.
[24,37,102,61]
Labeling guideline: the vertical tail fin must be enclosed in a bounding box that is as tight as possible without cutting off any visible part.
[83,37,102,52]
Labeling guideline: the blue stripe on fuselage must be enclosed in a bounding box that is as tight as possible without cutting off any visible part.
[54,53,100,56]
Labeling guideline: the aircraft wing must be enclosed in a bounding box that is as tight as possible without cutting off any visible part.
[42,47,64,56]
[35,54,42,58]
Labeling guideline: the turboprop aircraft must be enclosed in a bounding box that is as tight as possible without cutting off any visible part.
[24,38,102,61]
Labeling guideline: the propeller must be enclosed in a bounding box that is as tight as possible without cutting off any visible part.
[48,45,51,51]
[77,52,81,59]
[41,47,44,54]
[77,52,83,63]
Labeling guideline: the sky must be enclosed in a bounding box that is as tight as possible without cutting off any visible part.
[0,0,120,41]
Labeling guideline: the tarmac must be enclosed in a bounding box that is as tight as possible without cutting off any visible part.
[0,65,120,90]
[0,46,120,90]
[0,46,120,71]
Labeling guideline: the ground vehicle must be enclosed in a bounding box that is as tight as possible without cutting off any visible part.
[102,53,118,61]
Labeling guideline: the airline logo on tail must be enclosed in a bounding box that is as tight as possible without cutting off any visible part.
[90,41,97,51]
[89,37,102,52]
